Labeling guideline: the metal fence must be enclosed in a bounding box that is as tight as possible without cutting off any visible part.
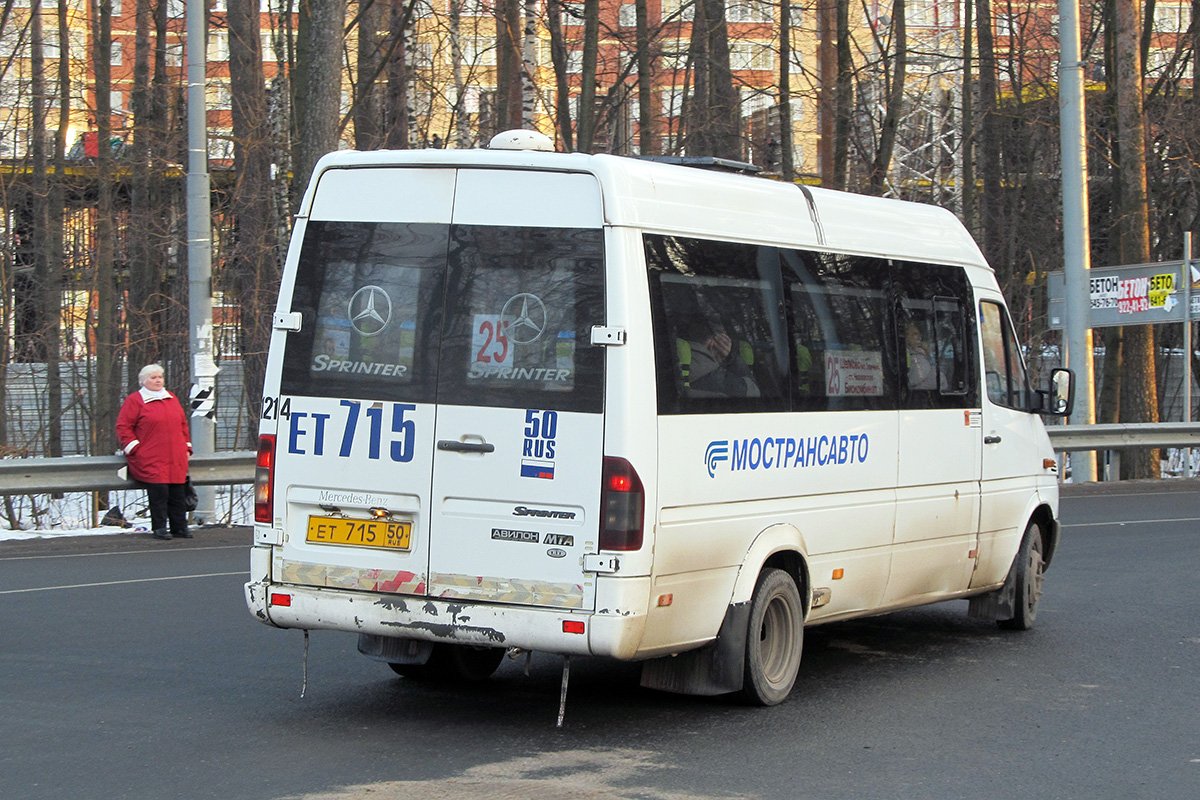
[3,360,254,458]
[1,423,1197,497]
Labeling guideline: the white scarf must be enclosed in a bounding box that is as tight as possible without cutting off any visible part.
[139,386,171,402]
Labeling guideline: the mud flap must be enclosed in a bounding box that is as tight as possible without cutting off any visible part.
[968,562,1018,620]
[639,602,750,696]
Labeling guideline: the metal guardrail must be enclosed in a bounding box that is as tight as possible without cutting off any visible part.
[0,452,256,495]
[0,423,1196,495]
[1045,422,1200,451]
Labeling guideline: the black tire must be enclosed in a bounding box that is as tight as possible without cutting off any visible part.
[436,644,506,682]
[998,521,1046,631]
[388,661,435,679]
[390,644,505,682]
[740,567,804,706]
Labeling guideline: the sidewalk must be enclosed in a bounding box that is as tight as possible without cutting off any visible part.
[0,525,252,558]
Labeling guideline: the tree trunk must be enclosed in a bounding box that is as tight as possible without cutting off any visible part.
[685,0,709,156]
[522,0,537,126]
[635,0,654,155]
[701,0,740,160]
[576,0,600,150]
[229,0,279,447]
[778,0,793,178]
[31,1,62,456]
[1113,0,1159,478]
[50,0,70,449]
[293,0,346,212]
[354,0,384,149]
[867,0,906,194]
[975,0,1003,269]
[961,0,975,227]
[547,0,574,150]
[832,0,852,190]
[494,0,523,134]
[91,0,120,457]
[128,0,155,377]
[384,0,413,148]
[450,0,471,147]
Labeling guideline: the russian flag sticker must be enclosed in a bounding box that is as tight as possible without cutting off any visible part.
[521,459,555,479]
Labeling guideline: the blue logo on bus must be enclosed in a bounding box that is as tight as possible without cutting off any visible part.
[705,441,730,477]
[705,434,870,477]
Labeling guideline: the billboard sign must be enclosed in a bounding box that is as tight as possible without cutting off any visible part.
[1048,260,1200,329]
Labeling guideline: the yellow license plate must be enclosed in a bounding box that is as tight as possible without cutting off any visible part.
[306,516,412,551]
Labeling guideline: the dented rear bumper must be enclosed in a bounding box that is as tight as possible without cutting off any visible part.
[244,547,651,659]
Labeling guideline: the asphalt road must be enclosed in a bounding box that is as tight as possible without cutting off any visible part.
[1,480,1198,800]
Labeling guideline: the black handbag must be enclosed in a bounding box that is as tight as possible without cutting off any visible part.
[184,477,199,511]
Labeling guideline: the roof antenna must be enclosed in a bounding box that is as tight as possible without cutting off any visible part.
[489,129,555,152]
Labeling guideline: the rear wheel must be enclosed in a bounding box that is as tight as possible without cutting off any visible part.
[388,661,434,680]
[389,643,506,682]
[998,521,1045,631]
[740,567,804,706]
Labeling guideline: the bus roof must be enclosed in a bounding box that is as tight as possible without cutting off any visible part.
[305,147,991,271]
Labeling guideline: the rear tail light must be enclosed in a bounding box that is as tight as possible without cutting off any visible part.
[254,434,276,524]
[599,457,644,551]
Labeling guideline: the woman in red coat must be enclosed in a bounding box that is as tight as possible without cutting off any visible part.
[116,364,193,540]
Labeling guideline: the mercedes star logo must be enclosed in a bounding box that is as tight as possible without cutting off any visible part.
[348,285,392,337]
[500,293,548,344]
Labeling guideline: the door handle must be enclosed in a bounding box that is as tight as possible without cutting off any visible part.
[437,439,495,454]
[984,435,1002,445]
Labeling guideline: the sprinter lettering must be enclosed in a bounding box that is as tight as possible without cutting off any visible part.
[512,506,577,519]
[468,365,571,381]
[725,434,869,473]
[311,354,409,377]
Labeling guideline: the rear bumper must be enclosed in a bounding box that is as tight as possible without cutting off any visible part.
[245,576,652,659]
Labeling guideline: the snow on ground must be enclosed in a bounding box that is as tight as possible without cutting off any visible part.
[0,485,253,541]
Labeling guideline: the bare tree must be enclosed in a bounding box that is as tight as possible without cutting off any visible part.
[293,0,347,211]
[494,0,524,133]
[522,0,538,125]
[686,0,739,159]
[866,0,906,194]
[91,0,120,457]
[634,0,655,155]
[354,0,386,148]
[778,0,793,178]
[576,0,601,150]
[229,0,279,444]
[30,1,64,456]
[547,0,575,150]
[1113,0,1159,477]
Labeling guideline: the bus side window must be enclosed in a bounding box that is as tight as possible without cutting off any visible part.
[646,235,789,414]
[782,250,895,412]
[980,301,1030,410]
[896,263,978,410]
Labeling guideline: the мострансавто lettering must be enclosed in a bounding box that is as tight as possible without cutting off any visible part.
[730,434,869,471]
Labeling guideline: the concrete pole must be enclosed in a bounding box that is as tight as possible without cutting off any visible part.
[1058,0,1098,481]
[1184,232,1193,477]
[186,0,216,521]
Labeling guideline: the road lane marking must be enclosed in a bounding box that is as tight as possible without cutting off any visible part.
[1061,516,1200,528]
[0,571,247,595]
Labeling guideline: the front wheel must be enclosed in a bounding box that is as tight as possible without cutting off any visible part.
[740,567,804,706]
[998,521,1046,631]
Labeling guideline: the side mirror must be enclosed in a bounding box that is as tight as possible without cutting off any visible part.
[1046,368,1075,417]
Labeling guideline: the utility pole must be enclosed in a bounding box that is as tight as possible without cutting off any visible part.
[186,0,217,520]
[1058,0,1097,481]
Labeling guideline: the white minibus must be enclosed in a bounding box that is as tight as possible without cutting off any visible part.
[245,131,1073,706]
